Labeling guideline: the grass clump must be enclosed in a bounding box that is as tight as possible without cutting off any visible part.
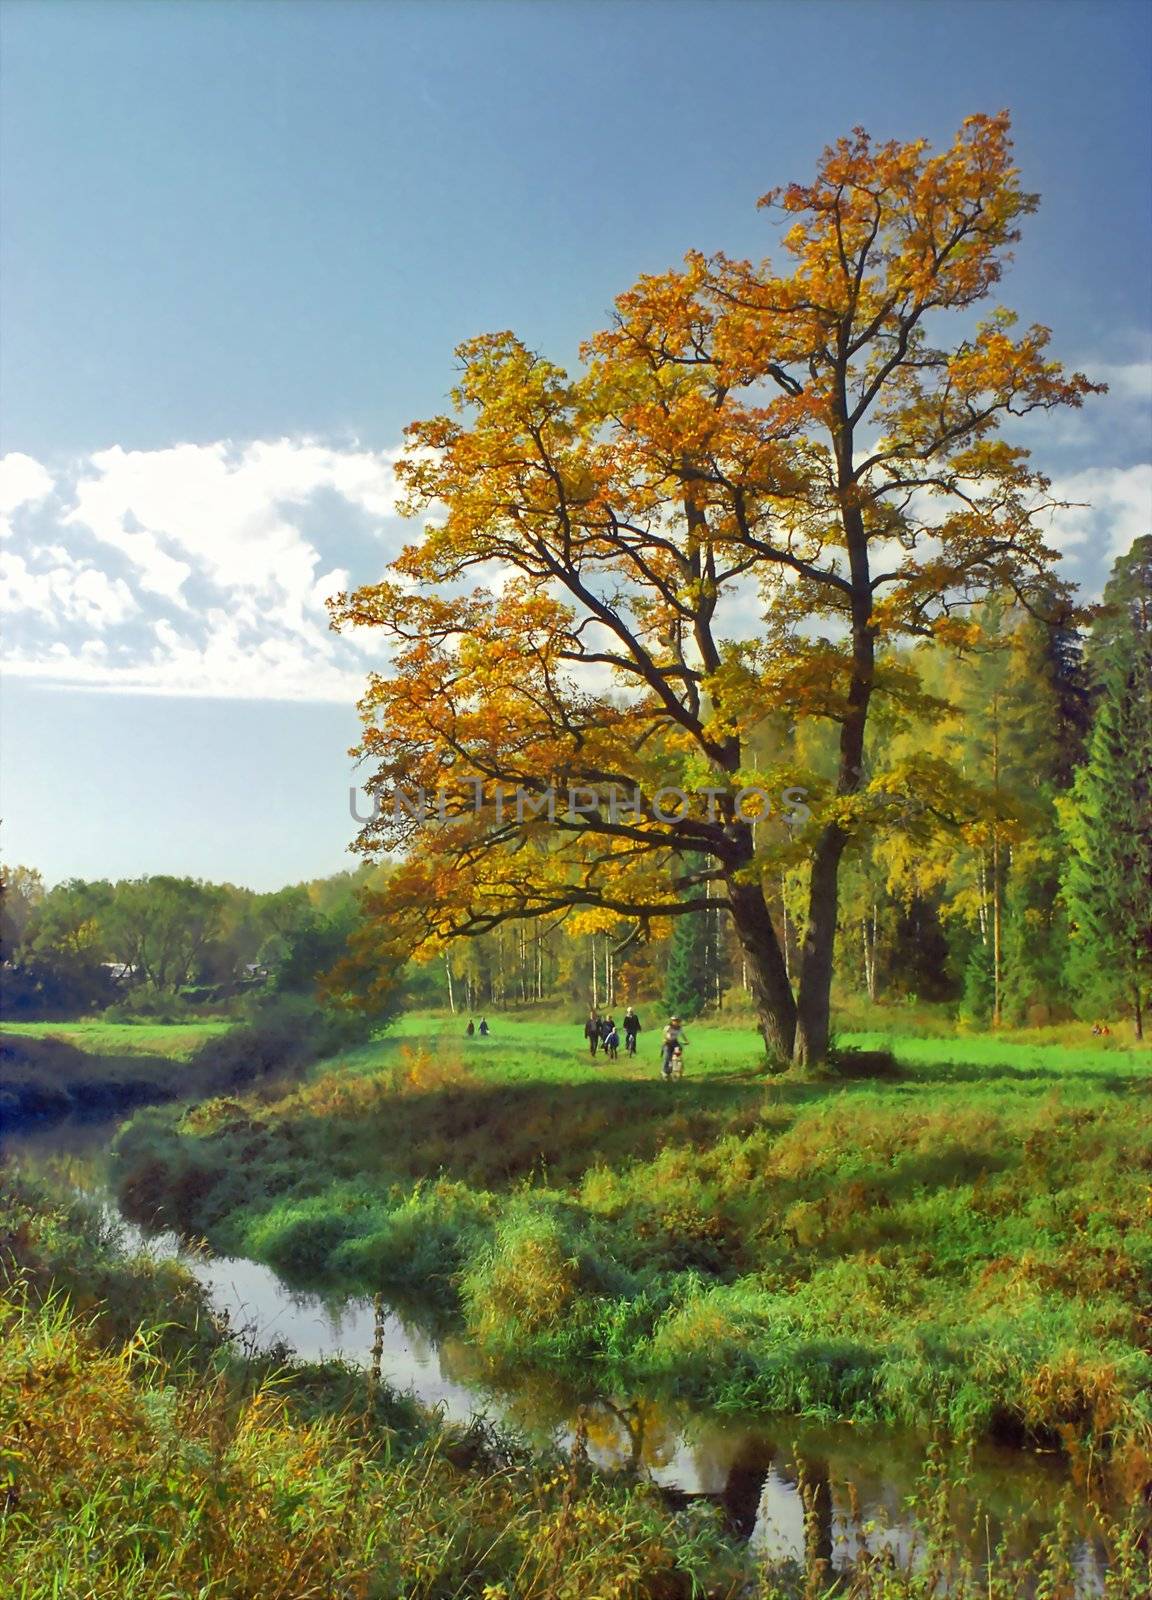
[0,1172,751,1599]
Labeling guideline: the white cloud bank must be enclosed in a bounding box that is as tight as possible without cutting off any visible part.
[1,437,407,700]
[1043,463,1152,563]
[1,403,1149,700]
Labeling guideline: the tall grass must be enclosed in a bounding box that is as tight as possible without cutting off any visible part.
[4,1173,1150,1595]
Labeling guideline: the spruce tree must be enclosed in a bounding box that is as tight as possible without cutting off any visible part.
[664,855,712,1019]
[1060,538,1152,1036]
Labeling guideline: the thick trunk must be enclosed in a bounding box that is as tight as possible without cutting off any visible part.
[794,622,871,1067]
[728,878,797,1060]
[795,366,876,1069]
[794,826,848,1068]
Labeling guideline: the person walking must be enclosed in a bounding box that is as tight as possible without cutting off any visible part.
[622,1006,641,1056]
[465,1019,475,1038]
[478,1017,489,1037]
[583,1010,601,1057]
[660,1016,686,1079]
[603,1017,620,1060]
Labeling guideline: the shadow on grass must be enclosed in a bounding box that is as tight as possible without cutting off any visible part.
[0,1033,184,1127]
[894,1057,1139,1092]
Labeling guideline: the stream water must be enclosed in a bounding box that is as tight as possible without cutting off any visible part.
[2,1113,1118,1583]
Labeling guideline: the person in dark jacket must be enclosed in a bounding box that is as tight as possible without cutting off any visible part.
[622,1007,641,1056]
[583,1011,601,1057]
[478,1017,489,1036]
[465,1019,475,1037]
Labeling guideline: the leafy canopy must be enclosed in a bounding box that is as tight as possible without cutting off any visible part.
[332,113,1099,978]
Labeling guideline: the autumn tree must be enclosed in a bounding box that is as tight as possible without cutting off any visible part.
[335,113,1099,1064]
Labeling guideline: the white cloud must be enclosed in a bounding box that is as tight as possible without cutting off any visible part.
[0,452,54,518]
[1043,463,1152,559]
[1091,359,1152,404]
[1,436,405,700]
[64,438,402,610]
[0,549,138,628]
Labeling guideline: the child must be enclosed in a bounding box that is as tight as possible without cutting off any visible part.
[604,1019,620,1060]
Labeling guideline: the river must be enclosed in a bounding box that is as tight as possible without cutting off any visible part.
[1,1112,1116,1583]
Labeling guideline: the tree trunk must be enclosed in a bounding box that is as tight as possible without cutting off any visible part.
[443,953,456,1014]
[992,832,1003,1027]
[862,903,878,1002]
[794,384,877,1070]
[794,825,848,1068]
[780,872,792,982]
[727,879,797,1060]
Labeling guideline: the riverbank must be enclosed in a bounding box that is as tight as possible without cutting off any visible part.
[0,1028,212,1125]
[110,1016,1152,1481]
[6,1147,1151,1595]
[2,1168,761,1599]
[0,1000,372,1131]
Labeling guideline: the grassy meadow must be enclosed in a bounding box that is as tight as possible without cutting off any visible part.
[108,1010,1152,1493]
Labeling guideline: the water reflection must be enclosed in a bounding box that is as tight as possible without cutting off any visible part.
[1,1115,1116,1585]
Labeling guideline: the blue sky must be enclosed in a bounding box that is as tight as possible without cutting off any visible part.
[2,0,1150,889]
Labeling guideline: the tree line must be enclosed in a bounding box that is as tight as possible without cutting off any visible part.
[397,540,1151,1038]
[0,865,387,1019]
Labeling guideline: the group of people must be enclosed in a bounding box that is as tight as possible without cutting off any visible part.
[466,1006,687,1077]
[583,1007,636,1059]
[583,1007,687,1077]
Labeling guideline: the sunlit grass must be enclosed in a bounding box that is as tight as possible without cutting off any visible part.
[2,1018,232,1059]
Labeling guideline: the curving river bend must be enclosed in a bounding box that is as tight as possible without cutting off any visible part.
[2,1112,1115,1584]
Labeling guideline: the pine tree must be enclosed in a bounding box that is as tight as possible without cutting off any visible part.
[664,856,713,1019]
[1060,538,1152,1036]
[663,914,712,1019]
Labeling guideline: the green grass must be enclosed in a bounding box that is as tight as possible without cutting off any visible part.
[109,1011,1152,1479]
[343,1009,1148,1086]
[1,1019,232,1060]
[7,1171,1150,1596]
